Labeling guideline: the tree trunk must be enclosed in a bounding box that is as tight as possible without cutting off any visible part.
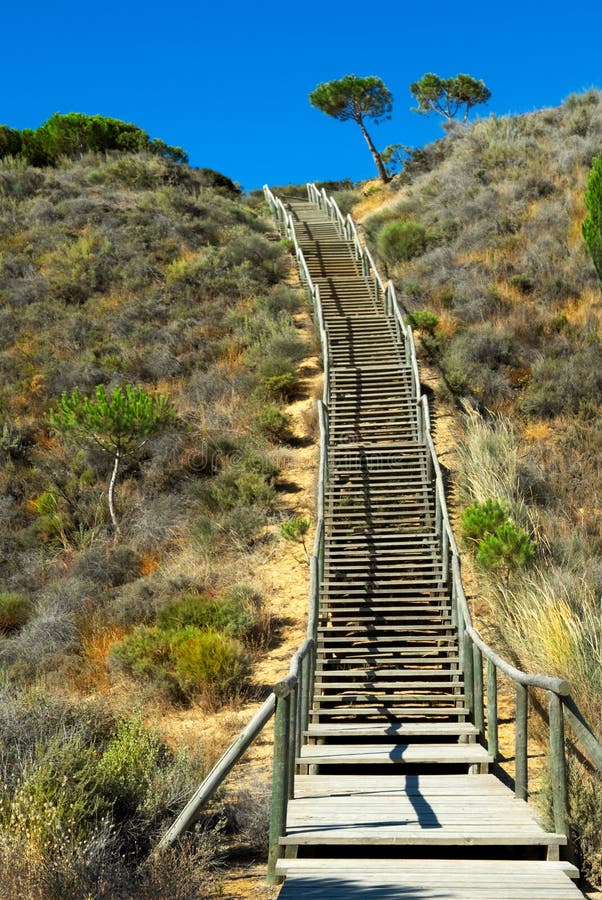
[108,450,120,533]
[358,119,390,184]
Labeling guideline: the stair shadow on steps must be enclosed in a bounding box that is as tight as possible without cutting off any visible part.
[279,876,442,899]
[405,773,440,829]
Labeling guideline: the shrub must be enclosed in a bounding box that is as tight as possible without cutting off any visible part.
[172,627,249,703]
[583,153,602,283]
[253,403,290,441]
[475,520,537,576]
[406,309,439,334]
[377,219,427,264]
[520,342,602,417]
[0,593,30,632]
[157,593,256,641]
[110,626,172,687]
[461,499,508,544]
[111,620,251,703]
[280,517,310,562]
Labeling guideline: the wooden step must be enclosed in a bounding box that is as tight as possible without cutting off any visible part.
[309,707,470,718]
[305,722,478,738]
[275,860,583,898]
[297,743,491,767]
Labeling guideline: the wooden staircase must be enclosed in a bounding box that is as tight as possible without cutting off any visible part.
[274,198,584,898]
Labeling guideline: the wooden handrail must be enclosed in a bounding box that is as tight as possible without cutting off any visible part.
[156,693,277,850]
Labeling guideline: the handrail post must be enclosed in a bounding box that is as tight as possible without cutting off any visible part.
[441,525,449,586]
[435,478,443,534]
[267,692,291,885]
[300,645,312,736]
[473,642,484,734]
[549,692,570,846]
[287,682,298,801]
[458,602,465,668]
[464,632,474,720]
[487,660,498,762]
[450,573,458,629]
[515,683,528,800]
[309,555,319,645]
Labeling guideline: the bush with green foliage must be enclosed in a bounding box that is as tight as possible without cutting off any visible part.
[406,309,439,334]
[461,498,536,581]
[1,112,188,166]
[377,219,427,264]
[280,516,310,561]
[0,593,31,632]
[582,153,602,283]
[475,520,537,576]
[111,623,250,704]
[253,402,291,441]
[461,498,508,544]
[157,593,257,640]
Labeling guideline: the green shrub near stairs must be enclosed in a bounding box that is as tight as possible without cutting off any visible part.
[376,219,427,264]
[461,498,508,544]
[461,498,536,579]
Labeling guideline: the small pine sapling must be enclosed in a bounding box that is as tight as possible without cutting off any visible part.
[476,520,537,584]
[50,384,174,533]
[280,517,310,563]
[583,154,602,285]
[461,498,508,544]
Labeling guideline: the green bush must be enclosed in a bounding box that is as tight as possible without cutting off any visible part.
[461,499,536,580]
[157,593,256,641]
[0,593,31,632]
[253,403,290,441]
[6,733,109,847]
[476,520,537,574]
[582,154,602,283]
[110,626,172,688]
[461,499,508,544]
[406,309,439,334]
[172,627,249,702]
[377,219,427,264]
[111,618,251,703]
[204,466,274,512]
[96,716,161,814]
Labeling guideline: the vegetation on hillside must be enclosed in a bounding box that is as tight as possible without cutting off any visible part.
[0,112,188,166]
[0,143,308,892]
[362,89,602,885]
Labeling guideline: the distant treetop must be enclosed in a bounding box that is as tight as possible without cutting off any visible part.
[309,74,393,183]
[410,73,491,124]
[0,112,188,167]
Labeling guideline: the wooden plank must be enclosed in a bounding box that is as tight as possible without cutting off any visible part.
[298,743,492,765]
[305,722,478,737]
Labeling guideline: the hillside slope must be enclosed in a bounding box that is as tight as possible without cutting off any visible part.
[0,150,314,894]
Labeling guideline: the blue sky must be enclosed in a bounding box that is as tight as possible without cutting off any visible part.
[3,0,602,190]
